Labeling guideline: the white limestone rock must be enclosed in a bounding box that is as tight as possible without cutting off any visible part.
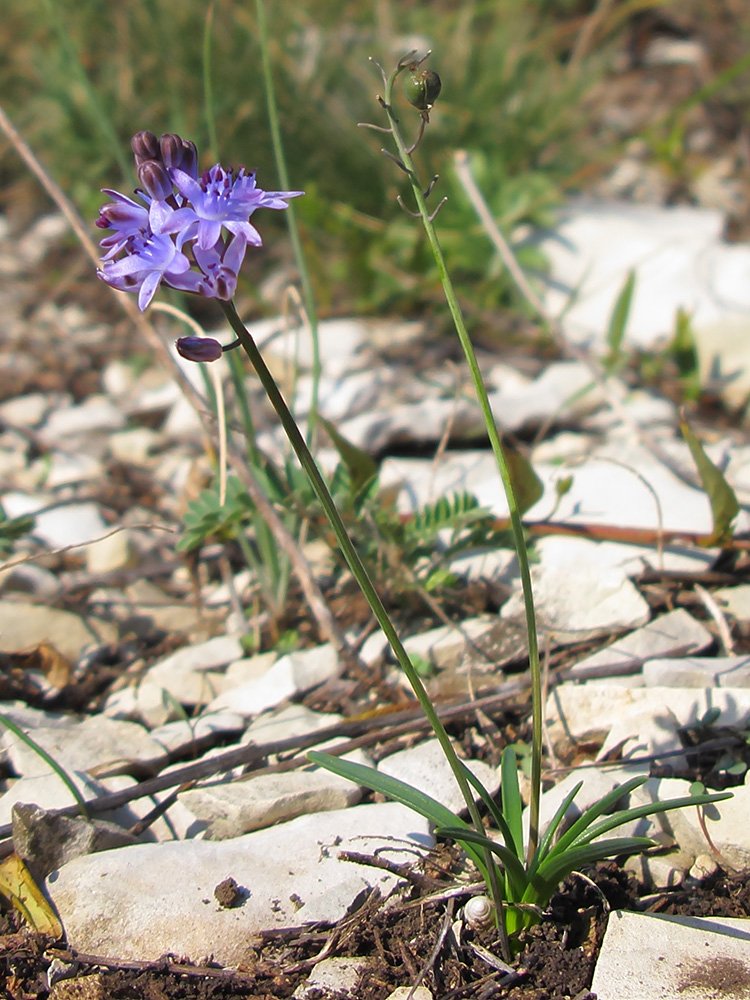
[568,609,713,681]
[47,802,434,966]
[293,957,374,999]
[208,643,340,717]
[591,910,750,1000]
[179,750,371,839]
[501,535,650,643]
[377,739,499,815]
[643,655,750,687]
[2,714,166,778]
[0,600,116,661]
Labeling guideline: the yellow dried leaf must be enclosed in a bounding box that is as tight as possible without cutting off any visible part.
[0,851,64,938]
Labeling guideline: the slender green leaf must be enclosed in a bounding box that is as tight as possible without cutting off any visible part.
[681,414,739,546]
[670,309,701,401]
[529,837,655,902]
[548,775,648,856]
[527,780,584,881]
[460,763,516,852]
[604,269,635,373]
[435,826,528,893]
[457,765,525,899]
[320,417,378,493]
[307,752,487,875]
[563,789,733,851]
[501,747,524,859]
[505,444,543,516]
[0,714,89,820]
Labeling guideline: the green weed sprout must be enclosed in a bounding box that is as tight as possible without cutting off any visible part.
[310,745,732,939]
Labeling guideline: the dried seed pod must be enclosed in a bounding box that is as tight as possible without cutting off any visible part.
[463,894,494,929]
[403,68,442,112]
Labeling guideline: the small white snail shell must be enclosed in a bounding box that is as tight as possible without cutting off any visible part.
[463,894,494,929]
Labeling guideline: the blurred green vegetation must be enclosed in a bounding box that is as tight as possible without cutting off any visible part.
[0,0,603,319]
[2,0,747,325]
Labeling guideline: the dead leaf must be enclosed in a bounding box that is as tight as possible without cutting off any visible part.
[0,852,64,938]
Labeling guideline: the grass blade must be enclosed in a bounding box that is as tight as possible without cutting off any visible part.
[0,714,90,820]
[307,751,487,874]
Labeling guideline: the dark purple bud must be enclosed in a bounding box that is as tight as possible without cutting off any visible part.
[161,134,199,178]
[178,139,199,178]
[137,160,173,201]
[176,336,224,363]
[159,133,184,168]
[131,130,160,165]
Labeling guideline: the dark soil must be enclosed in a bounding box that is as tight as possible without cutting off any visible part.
[3,865,750,999]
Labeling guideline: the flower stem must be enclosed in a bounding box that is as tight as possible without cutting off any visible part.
[380,64,543,863]
[219,297,495,857]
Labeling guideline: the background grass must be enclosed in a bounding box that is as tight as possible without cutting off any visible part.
[1,0,749,328]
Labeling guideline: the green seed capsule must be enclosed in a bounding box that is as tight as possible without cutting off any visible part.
[403,68,442,111]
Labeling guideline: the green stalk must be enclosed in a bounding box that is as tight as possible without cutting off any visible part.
[380,63,542,862]
[220,296,509,956]
[254,0,321,442]
[0,714,90,820]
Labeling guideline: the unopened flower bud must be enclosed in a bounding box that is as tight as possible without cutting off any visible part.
[160,134,199,178]
[403,68,442,111]
[175,337,223,361]
[137,160,173,201]
[131,130,160,165]
[159,133,184,167]
[178,139,199,178]
[176,337,224,363]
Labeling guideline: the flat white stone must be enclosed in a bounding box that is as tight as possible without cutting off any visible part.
[403,617,507,671]
[150,712,245,755]
[540,200,750,351]
[378,739,499,815]
[0,770,107,826]
[179,751,370,838]
[0,600,116,661]
[85,529,132,574]
[0,393,48,428]
[40,396,126,444]
[293,957,374,998]
[385,990,432,1000]
[208,643,339,717]
[337,395,486,453]
[45,452,104,489]
[715,583,750,621]
[242,703,342,746]
[108,428,161,465]
[643,655,750,687]
[1,494,110,550]
[596,688,750,766]
[501,535,650,643]
[47,802,434,966]
[569,609,713,680]
[651,778,750,872]
[221,651,278,687]
[149,635,245,677]
[624,849,692,890]
[547,683,750,763]
[2,714,165,778]
[591,910,750,1000]
[103,681,189,729]
[489,359,606,429]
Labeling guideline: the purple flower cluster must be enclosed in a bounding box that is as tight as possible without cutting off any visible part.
[97,131,302,311]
